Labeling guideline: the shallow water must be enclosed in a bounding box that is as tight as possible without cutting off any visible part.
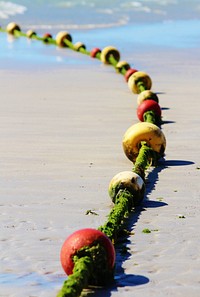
[1,17,200,70]
[0,0,200,61]
[0,0,200,29]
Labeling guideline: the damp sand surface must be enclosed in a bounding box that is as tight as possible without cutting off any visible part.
[0,30,200,297]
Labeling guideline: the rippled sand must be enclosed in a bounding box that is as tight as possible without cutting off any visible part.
[0,25,200,297]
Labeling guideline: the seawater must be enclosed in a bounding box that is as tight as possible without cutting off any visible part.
[0,0,200,68]
[0,0,200,29]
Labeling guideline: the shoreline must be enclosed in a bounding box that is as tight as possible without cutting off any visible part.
[1,17,200,71]
[0,20,200,297]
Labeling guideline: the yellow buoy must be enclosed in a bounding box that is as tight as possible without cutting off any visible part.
[128,71,152,94]
[101,46,120,64]
[6,22,21,34]
[122,122,166,162]
[73,42,86,51]
[116,61,130,73]
[108,171,145,205]
[26,30,36,38]
[137,90,159,105]
[56,31,72,47]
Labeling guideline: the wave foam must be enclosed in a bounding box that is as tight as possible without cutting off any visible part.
[0,1,27,19]
[25,16,130,31]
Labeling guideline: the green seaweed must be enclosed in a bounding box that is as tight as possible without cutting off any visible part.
[1,24,166,297]
[57,244,114,297]
[133,142,157,179]
[98,189,133,242]
[142,228,151,234]
[143,110,161,125]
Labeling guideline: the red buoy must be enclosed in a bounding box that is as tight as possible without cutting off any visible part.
[60,228,115,275]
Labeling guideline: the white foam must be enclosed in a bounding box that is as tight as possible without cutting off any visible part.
[57,1,95,8]
[25,16,130,31]
[120,1,173,15]
[96,9,114,15]
[120,1,152,13]
[0,1,27,19]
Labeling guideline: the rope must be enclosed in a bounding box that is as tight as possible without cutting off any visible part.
[99,189,133,241]
[1,23,166,296]
[108,55,119,67]
[137,81,146,93]
[57,244,114,297]
[98,142,158,241]
[143,110,161,125]
[57,256,92,297]
[133,142,157,179]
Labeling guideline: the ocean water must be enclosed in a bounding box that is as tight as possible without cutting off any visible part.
[0,0,200,29]
[0,0,200,67]
[0,0,200,28]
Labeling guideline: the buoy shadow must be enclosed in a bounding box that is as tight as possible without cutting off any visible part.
[85,274,149,296]
[85,157,179,296]
[161,120,175,124]
[161,159,194,167]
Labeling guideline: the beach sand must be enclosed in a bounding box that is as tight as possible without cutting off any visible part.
[0,31,200,297]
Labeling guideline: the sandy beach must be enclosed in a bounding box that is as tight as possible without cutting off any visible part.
[0,14,200,297]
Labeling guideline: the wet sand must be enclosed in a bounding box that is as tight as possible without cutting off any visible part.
[0,30,200,297]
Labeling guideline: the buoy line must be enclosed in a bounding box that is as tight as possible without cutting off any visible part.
[1,22,167,297]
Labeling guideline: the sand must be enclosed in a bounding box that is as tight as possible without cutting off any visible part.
[0,35,200,297]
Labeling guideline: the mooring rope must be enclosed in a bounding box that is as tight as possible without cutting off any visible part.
[1,22,167,297]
